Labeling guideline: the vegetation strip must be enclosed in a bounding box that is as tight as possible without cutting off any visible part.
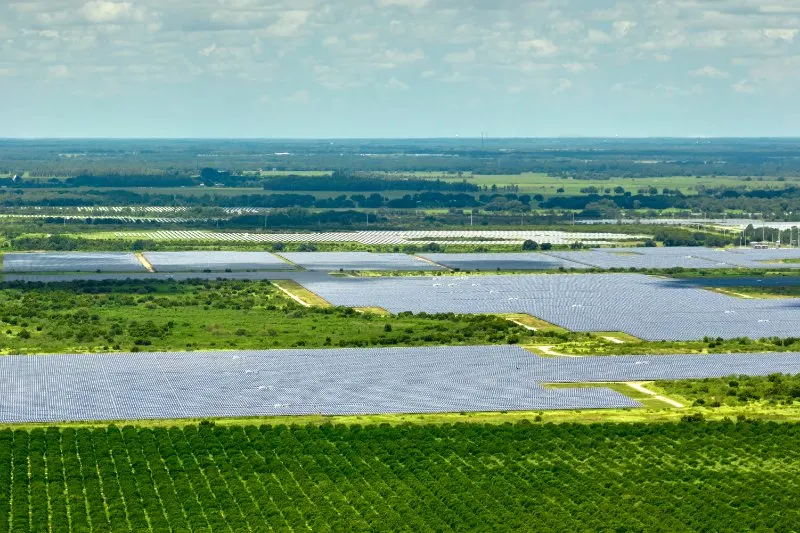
[1,421,800,531]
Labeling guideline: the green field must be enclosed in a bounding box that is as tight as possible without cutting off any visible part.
[656,373,800,408]
[542,333,800,356]
[441,172,799,195]
[0,279,532,355]
[1,420,798,532]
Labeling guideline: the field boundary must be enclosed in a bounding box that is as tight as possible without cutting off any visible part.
[272,279,332,307]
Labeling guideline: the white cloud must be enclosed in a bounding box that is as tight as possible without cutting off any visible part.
[554,77,572,94]
[383,48,425,66]
[385,76,408,90]
[284,89,310,103]
[689,66,730,79]
[378,0,429,9]
[517,39,558,56]
[762,29,798,42]
[587,29,613,44]
[733,79,756,93]
[80,1,147,24]
[47,64,70,78]
[264,11,309,38]
[443,49,476,64]
[199,43,217,57]
[612,21,636,39]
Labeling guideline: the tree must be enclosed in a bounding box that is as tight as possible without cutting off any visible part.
[522,240,539,251]
[541,243,553,251]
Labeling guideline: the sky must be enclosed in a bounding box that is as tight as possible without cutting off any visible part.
[0,0,799,138]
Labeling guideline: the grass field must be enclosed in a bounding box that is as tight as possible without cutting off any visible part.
[544,382,677,409]
[440,172,799,195]
[709,285,800,299]
[547,333,800,356]
[1,421,799,532]
[655,373,800,408]
[0,279,533,355]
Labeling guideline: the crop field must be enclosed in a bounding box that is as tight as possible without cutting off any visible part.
[1,421,799,532]
[3,347,800,423]
[299,273,800,340]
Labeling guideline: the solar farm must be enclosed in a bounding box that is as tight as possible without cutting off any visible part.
[114,229,650,245]
[279,251,443,271]
[2,346,800,423]
[299,273,800,340]
[2,252,147,273]
[547,246,800,270]
[143,251,293,272]
[421,252,588,271]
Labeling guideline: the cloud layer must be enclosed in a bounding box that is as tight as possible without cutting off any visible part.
[1,0,799,136]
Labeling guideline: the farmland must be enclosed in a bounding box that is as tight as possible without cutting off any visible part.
[1,421,799,532]
[2,138,800,531]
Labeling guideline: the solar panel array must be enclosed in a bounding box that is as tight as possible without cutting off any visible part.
[2,346,800,423]
[299,273,800,340]
[546,247,800,270]
[1,270,329,284]
[420,253,588,271]
[143,251,292,272]
[116,229,649,245]
[279,252,444,271]
[2,252,147,273]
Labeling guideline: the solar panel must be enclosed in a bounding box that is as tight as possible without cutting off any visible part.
[1,346,799,422]
[298,273,800,341]
[280,252,444,271]
[420,253,588,271]
[2,252,147,273]
[143,251,292,272]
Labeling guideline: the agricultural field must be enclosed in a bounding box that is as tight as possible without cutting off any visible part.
[1,421,799,532]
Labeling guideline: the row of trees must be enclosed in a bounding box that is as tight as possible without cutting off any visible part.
[1,421,799,531]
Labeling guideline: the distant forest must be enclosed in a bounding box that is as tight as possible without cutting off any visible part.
[2,138,800,178]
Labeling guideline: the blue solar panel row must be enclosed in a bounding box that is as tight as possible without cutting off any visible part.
[2,252,147,273]
[1,346,799,423]
[279,252,443,271]
[545,246,800,270]
[298,273,800,340]
[419,253,587,271]
[143,251,292,272]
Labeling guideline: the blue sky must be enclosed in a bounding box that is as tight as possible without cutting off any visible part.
[1,0,799,138]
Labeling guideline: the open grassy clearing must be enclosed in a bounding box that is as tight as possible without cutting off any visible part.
[500,313,567,333]
[711,285,800,298]
[655,373,800,408]
[544,382,678,409]
[1,420,799,531]
[271,279,332,307]
[547,333,800,356]
[0,279,533,355]
[439,172,798,195]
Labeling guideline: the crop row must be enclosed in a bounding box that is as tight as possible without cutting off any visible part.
[0,421,799,532]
